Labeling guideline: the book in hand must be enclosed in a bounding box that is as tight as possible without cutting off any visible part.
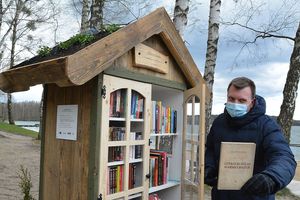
[217,142,256,190]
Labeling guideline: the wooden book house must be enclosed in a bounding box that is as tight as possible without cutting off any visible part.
[0,7,209,200]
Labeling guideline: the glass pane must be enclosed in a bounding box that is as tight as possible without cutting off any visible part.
[129,145,143,160]
[108,165,124,194]
[128,162,143,189]
[109,127,125,141]
[183,184,198,200]
[130,122,144,140]
[110,89,127,118]
[184,95,201,199]
[193,144,200,184]
[108,146,124,162]
[131,90,144,119]
[186,98,193,141]
[185,142,192,180]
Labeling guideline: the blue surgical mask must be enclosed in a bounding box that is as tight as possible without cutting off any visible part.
[225,102,248,118]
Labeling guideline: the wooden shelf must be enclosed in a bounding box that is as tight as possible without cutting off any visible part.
[107,161,124,167]
[131,118,144,122]
[149,180,180,193]
[150,133,178,137]
[129,158,143,163]
[128,193,142,199]
[108,141,127,147]
[109,117,126,121]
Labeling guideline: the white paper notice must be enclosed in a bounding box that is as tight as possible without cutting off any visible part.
[56,105,78,141]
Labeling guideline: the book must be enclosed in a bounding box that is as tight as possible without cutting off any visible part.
[217,142,256,190]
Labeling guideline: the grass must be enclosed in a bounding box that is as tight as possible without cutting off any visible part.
[276,187,300,199]
[0,122,38,138]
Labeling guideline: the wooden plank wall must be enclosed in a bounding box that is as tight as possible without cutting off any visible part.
[109,35,189,87]
[41,79,96,200]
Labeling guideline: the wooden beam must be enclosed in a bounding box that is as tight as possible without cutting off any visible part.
[104,67,187,91]
[0,57,72,93]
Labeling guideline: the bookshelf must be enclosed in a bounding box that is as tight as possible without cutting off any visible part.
[150,84,183,200]
[99,75,185,200]
[98,75,206,200]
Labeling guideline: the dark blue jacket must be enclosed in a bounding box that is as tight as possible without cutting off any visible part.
[205,95,297,200]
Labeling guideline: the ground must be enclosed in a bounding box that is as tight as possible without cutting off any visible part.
[0,131,40,200]
[0,131,298,200]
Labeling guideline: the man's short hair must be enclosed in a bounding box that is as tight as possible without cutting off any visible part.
[227,77,256,98]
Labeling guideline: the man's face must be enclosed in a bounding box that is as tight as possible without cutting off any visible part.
[227,85,254,111]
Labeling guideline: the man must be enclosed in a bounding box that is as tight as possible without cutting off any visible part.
[205,77,297,200]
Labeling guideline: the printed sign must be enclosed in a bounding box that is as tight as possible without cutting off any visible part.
[56,105,78,141]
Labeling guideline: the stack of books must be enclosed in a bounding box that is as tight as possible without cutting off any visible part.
[128,163,137,189]
[109,127,125,141]
[108,147,123,162]
[129,145,142,160]
[149,150,168,187]
[131,91,144,119]
[152,101,177,134]
[108,165,123,194]
[110,90,125,117]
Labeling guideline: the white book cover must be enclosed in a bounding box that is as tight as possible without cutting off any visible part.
[217,142,256,190]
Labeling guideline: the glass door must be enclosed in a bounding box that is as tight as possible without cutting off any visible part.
[182,83,206,200]
[99,75,151,200]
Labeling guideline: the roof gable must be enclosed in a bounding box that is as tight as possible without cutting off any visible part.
[0,7,204,93]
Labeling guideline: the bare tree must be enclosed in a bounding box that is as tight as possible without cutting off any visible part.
[203,0,222,135]
[2,0,59,124]
[173,0,190,37]
[7,0,25,125]
[223,0,300,142]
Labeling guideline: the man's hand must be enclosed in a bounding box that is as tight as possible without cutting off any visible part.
[204,167,217,187]
[241,173,276,195]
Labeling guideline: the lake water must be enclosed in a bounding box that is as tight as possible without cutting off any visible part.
[290,126,300,161]
[14,121,40,132]
[15,121,300,160]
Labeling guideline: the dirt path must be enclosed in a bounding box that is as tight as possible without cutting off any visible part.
[0,131,40,200]
[0,130,298,200]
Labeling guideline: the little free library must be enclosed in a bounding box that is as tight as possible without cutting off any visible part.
[0,7,209,200]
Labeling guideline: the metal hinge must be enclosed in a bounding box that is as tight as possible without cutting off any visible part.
[101,85,106,99]
[97,193,102,200]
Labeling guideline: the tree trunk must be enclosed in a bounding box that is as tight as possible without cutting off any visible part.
[277,22,300,143]
[80,0,90,33]
[90,0,104,31]
[7,0,20,125]
[203,0,221,135]
[173,0,190,37]
[38,86,44,140]
[7,93,14,124]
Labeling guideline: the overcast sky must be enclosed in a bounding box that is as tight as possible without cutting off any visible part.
[11,0,300,120]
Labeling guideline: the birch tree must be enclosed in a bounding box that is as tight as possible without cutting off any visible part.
[173,0,190,37]
[80,0,90,33]
[203,0,221,134]
[90,0,105,30]
[277,22,300,142]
